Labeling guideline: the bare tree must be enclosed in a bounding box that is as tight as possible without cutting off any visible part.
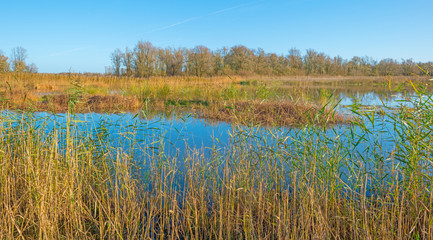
[254,48,269,75]
[134,41,156,78]
[401,59,418,76]
[159,47,184,76]
[111,49,122,76]
[377,58,401,76]
[331,56,345,75]
[213,49,225,76]
[122,47,134,76]
[0,50,10,73]
[155,47,166,76]
[303,49,328,75]
[188,45,213,77]
[11,47,28,72]
[27,63,38,73]
[172,48,185,76]
[286,48,304,75]
[107,40,433,77]
[225,45,254,75]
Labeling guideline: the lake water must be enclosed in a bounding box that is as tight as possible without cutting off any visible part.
[2,89,431,195]
[1,90,430,171]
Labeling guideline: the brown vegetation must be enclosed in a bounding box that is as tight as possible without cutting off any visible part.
[1,72,425,126]
[107,41,433,78]
[38,94,141,112]
[0,73,432,239]
[1,97,432,238]
[203,101,347,126]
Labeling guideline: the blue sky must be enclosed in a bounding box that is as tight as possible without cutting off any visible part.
[1,0,431,73]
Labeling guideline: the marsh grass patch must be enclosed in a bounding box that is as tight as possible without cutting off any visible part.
[202,100,347,126]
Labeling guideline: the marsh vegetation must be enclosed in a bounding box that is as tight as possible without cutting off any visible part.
[0,70,432,239]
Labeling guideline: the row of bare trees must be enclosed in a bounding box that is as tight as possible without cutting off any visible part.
[108,41,432,77]
[0,47,38,73]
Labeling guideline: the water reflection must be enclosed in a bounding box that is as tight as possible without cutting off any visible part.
[339,91,417,108]
[1,90,427,166]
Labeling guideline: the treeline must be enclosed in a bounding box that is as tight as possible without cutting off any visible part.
[107,41,432,77]
[0,47,38,73]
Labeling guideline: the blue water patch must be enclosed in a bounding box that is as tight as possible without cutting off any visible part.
[0,90,431,184]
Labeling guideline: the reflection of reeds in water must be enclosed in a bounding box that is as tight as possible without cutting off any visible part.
[0,85,432,239]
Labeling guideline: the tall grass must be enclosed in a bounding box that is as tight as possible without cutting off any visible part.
[2,72,427,110]
[0,78,432,238]
[0,73,352,125]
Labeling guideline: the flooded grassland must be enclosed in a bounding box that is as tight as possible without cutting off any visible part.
[0,73,432,239]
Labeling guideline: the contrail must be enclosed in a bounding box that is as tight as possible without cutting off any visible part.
[144,16,202,34]
[208,2,255,16]
[141,0,262,35]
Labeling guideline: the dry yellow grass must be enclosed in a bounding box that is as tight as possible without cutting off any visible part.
[0,109,432,239]
[0,72,351,126]
[202,100,347,126]
[0,73,432,238]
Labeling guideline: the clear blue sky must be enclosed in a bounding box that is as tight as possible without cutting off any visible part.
[1,0,431,73]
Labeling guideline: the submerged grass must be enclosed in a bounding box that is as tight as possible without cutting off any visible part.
[0,78,432,238]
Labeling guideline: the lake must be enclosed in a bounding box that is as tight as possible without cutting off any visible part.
[2,90,427,174]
